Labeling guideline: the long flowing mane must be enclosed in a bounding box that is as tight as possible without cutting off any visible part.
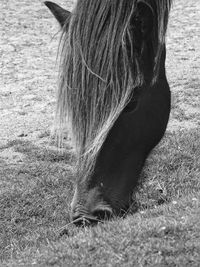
[56,0,172,177]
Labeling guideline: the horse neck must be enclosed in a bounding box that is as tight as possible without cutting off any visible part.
[157,45,167,80]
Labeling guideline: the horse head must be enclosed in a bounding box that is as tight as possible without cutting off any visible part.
[45,0,172,225]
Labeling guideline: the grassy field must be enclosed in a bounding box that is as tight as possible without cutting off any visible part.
[0,130,200,266]
[1,0,200,266]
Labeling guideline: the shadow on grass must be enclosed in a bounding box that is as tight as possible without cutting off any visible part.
[0,139,74,163]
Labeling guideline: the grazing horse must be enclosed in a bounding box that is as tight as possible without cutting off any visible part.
[45,0,172,225]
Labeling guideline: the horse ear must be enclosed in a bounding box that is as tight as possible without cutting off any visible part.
[44,1,71,28]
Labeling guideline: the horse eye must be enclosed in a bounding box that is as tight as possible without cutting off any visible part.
[123,99,139,113]
[134,15,140,23]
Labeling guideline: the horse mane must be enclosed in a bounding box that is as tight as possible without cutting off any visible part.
[55,0,172,178]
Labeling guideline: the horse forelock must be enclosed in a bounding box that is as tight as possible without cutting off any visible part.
[55,0,172,178]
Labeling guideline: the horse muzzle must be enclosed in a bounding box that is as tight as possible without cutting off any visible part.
[71,204,113,226]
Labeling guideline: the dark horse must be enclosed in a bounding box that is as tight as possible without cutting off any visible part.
[45,0,172,225]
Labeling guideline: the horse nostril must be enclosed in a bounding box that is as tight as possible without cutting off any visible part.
[92,208,113,221]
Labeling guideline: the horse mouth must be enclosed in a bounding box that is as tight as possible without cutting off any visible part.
[71,205,113,226]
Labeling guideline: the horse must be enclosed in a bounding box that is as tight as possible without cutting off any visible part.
[45,0,172,225]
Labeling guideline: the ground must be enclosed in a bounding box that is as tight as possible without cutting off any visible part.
[0,0,200,266]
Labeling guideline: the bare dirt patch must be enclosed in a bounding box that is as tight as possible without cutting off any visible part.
[1,0,74,150]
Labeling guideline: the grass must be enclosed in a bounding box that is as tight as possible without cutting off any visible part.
[0,128,200,266]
